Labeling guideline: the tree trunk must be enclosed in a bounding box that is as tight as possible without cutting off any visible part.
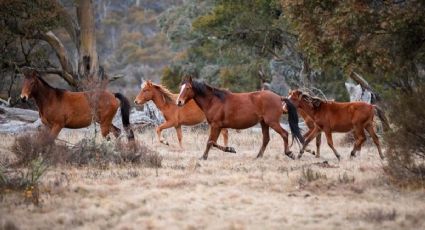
[76,0,98,80]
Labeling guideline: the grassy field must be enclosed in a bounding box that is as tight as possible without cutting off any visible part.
[1,127,424,229]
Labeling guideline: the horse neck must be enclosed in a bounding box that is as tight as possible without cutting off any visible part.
[192,90,214,113]
[32,81,57,112]
[151,89,171,111]
[299,100,316,117]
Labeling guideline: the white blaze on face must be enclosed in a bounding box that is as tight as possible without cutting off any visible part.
[177,84,186,104]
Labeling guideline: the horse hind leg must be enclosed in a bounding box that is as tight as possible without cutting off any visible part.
[268,122,294,159]
[350,127,366,159]
[256,121,270,158]
[365,124,384,159]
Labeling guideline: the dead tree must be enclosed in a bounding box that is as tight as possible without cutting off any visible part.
[349,71,391,131]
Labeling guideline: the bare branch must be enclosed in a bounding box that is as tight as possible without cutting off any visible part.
[37,31,75,76]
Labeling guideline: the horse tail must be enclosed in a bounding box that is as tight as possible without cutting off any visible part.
[282,98,305,145]
[114,93,135,140]
[373,105,391,132]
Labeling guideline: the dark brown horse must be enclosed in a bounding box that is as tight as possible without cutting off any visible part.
[176,76,304,160]
[20,70,134,140]
[134,80,228,148]
[286,90,383,160]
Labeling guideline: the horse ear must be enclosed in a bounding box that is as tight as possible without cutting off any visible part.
[147,80,153,86]
[188,75,193,84]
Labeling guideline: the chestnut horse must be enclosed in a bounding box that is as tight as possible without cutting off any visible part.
[176,76,304,160]
[286,90,383,160]
[134,80,228,148]
[20,70,134,140]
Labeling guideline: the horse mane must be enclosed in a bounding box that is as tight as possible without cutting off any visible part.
[36,74,66,95]
[152,83,177,103]
[301,92,325,108]
[191,81,229,101]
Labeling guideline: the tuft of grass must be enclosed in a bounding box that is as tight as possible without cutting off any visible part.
[362,208,397,223]
[299,167,327,184]
[338,172,355,184]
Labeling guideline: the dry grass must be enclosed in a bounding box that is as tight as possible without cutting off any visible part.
[0,127,424,229]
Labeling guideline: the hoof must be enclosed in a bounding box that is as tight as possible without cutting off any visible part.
[256,154,263,159]
[200,155,208,160]
[315,154,320,158]
[286,152,295,160]
[225,147,236,153]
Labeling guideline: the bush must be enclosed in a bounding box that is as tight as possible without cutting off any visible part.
[384,86,425,188]
[0,157,48,205]
[11,132,162,168]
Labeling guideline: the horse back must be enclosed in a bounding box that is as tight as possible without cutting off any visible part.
[320,101,374,131]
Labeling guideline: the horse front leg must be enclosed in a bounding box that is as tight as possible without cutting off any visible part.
[298,126,320,159]
[201,126,226,160]
[48,124,63,142]
[156,121,174,146]
[175,126,183,149]
[324,131,341,161]
[221,128,229,147]
[315,132,322,158]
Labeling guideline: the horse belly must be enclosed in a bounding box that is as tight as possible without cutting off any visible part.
[222,112,259,129]
[64,110,92,129]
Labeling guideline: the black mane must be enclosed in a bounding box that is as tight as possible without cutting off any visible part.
[190,80,229,101]
[36,74,66,95]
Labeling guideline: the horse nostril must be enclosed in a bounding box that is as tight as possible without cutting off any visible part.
[134,100,138,104]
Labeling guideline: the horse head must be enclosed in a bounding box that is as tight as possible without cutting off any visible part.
[20,69,40,102]
[134,80,154,105]
[176,76,194,107]
[286,90,322,110]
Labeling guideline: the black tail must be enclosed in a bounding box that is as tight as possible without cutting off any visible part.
[283,98,304,145]
[114,93,134,140]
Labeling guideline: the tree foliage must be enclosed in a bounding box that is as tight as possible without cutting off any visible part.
[281,0,425,91]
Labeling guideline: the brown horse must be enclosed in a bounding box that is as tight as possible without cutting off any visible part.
[134,80,228,148]
[20,70,134,140]
[176,76,304,160]
[286,90,383,160]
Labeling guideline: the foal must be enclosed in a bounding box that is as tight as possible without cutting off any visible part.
[134,80,228,148]
[176,76,303,160]
[287,90,383,160]
[20,70,134,140]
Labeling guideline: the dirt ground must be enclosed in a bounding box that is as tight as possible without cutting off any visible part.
[1,127,424,230]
